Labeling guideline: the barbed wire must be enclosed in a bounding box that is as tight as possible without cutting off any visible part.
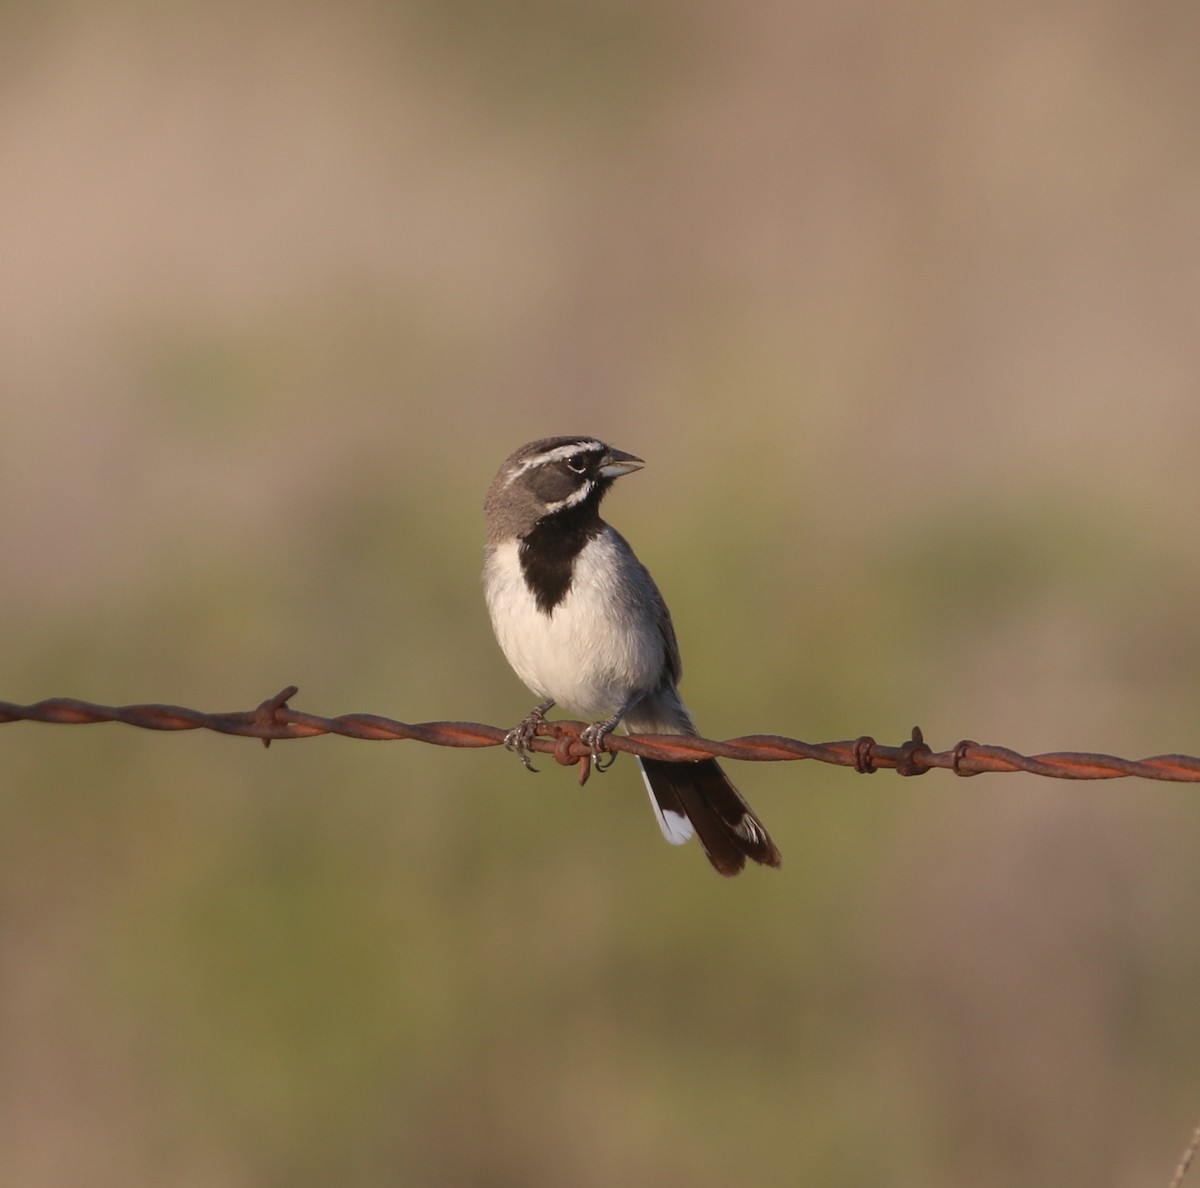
[3,685,1200,786]
[5,684,1199,1186]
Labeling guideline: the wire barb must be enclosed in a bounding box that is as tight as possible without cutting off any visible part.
[254,684,299,749]
[1170,1120,1200,1188]
[895,726,931,777]
[3,688,1200,782]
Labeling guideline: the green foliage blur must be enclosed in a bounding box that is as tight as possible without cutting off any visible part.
[4,1,1200,1184]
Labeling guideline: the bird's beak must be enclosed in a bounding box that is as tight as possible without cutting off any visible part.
[598,447,645,479]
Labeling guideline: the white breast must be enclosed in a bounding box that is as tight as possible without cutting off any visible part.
[483,530,667,720]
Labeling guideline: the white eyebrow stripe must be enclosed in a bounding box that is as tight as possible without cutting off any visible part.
[504,441,604,484]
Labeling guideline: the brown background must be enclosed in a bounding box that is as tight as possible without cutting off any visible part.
[3,2,1199,1184]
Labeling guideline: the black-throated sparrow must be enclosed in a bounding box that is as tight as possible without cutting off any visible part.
[483,436,781,877]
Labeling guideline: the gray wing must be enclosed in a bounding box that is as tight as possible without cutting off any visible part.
[650,578,683,685]
[609,527,683,686]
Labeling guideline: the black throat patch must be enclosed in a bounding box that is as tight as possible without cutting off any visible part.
[519,499,605,614]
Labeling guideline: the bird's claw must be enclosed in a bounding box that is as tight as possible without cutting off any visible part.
[580,720,618,773]
[504,706,551,772]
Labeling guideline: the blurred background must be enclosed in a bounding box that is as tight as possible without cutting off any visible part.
[3,0,1200,1184]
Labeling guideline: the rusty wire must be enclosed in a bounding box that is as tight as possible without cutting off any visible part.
[8,684,1197,1186]
[3,686,1200,785]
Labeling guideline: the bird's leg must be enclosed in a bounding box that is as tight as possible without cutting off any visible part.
[580,695,643,773]
[504,699,555,772]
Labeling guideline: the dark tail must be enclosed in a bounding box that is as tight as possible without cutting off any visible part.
[639,756,782,877]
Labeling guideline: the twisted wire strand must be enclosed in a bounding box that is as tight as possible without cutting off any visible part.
[3,687,1200,783]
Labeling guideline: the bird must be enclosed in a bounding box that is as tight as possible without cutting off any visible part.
[482,435,781,876]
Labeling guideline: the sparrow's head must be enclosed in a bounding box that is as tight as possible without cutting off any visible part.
[484,436,644,542]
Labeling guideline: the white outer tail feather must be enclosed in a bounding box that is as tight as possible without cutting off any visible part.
[637,757,693,845]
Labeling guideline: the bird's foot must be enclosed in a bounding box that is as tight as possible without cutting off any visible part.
[503,701,554,772]
[580,717,620,773]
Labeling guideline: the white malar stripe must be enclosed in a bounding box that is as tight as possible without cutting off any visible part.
[638,759,693,846]
[542,481,594,513]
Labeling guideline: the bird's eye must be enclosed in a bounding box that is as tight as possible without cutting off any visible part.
[565,454,589,474]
